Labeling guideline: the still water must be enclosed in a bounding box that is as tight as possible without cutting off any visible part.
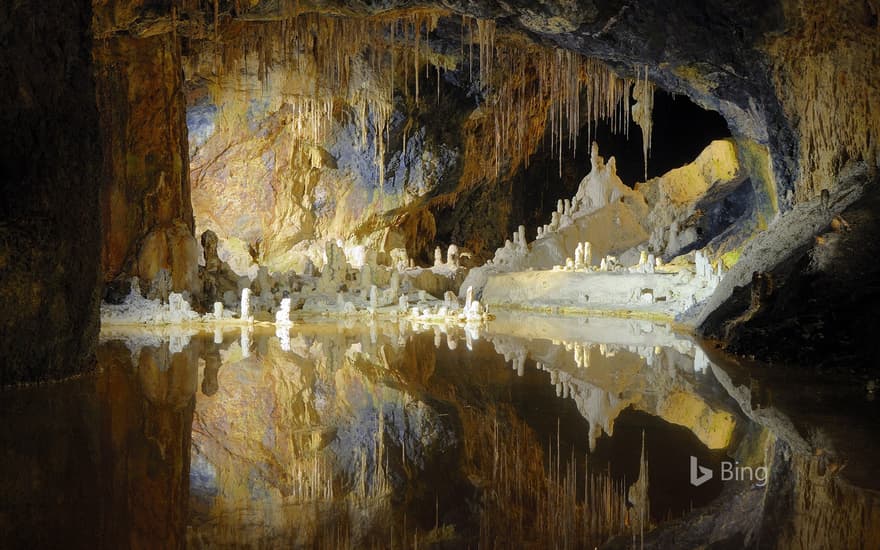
[1,315,875,548]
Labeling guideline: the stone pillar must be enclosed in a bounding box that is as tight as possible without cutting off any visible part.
[94,28,197,293]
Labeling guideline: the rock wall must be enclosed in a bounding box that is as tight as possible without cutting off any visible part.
[768,0,880,200]
[185,51,464,273]
[94,30,198,293]
[0,0,103,383]
[700,170,880,368]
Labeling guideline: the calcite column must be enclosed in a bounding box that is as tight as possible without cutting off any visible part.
[94,29,198,294]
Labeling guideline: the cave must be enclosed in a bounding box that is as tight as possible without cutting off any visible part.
[2,0,880,548]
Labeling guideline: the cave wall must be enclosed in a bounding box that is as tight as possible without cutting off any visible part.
[0,0,103,384]
[184,51,465,273]
[93,30,198,293]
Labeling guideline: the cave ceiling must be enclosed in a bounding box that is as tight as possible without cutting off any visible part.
[93,0,792,181]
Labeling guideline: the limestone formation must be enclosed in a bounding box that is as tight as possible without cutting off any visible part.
[317,241,349,294]
[389,271,400,300]
[146,269,172,303]
[390,248,409,271]
[361,264,373,291]
[200,230,242,308]
[369,285,379,313]
[240,288,253,322]
[137,222,201,298]
[447,244,459,268]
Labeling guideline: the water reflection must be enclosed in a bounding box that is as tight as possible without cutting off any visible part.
[2,317,878,548]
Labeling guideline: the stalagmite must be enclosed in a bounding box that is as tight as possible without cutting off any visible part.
[168,293,191,323]
[213,301,224,320]
[361,263,372,291]
[398,294,408,313]
[370,285,379,313]
[240,288,253,322]
[465,286,474,311]
[584,242,593,267]
[434,246,443,267]
[389,270,400,300]
[447,244,459,268]
[694,347,709,373]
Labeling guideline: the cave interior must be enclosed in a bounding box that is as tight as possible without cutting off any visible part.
[1,0,880,548]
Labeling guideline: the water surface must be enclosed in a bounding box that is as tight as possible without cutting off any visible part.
[0,316,788,548]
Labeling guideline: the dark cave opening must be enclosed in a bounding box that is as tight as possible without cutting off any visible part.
[435,88,733,251]
[593,89,732,184]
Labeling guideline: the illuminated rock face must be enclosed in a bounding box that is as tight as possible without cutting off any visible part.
[186,55,462,273]
[94,32,194,287]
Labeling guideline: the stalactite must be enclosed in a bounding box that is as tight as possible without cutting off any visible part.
[458,26,642,186]
[188,10,656,197]
[475,19,495,92]
[631,65,654,181]
[768,0,880,200]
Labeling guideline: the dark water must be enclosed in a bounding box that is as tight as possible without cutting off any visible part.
[0,316,815,548]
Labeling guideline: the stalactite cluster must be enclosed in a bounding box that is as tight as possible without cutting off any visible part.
[185,9,448,190]
[768,0,880,199]
[184,9,655,199]
[454,25,646,198]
